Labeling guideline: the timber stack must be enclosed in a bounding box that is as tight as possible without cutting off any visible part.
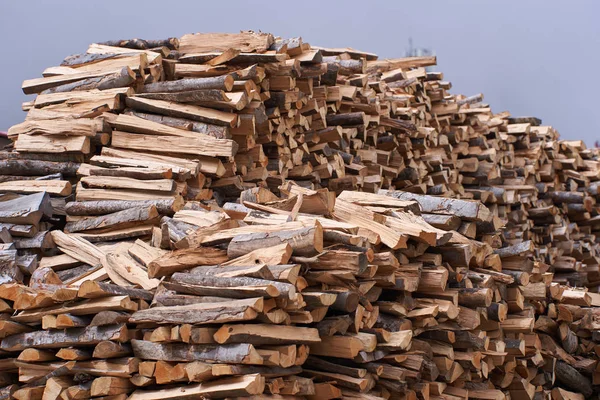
[0,31,596,399]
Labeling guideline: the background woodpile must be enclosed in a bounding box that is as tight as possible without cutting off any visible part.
[0,31,597,399]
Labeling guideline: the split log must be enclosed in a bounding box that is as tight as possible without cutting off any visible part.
[125,97,238,127]
[227,223,322,258]
[65,199,183,216]
[42,66,135,94]
[380,190,493,222]
[0,324,128,351]
[213,324,321,345]
[65,206,159,233]
[131,340,263,364]
[129,297,263,325]
[147,247,228,278]
[128,374,265,399]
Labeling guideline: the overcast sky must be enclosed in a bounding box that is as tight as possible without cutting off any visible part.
[1,1,599,145]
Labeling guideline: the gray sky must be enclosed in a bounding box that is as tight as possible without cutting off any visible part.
[1,1,599,145]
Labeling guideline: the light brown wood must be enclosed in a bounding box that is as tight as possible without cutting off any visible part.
[3,29,600,400]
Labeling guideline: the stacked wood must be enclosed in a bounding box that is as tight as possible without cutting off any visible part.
[0,30,596,399]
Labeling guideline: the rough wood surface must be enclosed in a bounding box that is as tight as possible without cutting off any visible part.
[129,297,263,325]
[65,206,159,233]
[131,340,263,364]
[0,324,128,351]
[65,198,182,216]
[2,29,600,400]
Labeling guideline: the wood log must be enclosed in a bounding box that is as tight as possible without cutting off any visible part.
[93,341,132,359]
[179,32,274,53]
[128,374,265,399]
[131,340,263,364]
[65,199,182,216]
[64,206,159,233]
[126,110,230,139]
[555,361,593,398]
[111,131,237,158]
[136,90,247,110]
[125,97,237,127]
[213,324,320,345]
[379,190,493,222]
[0,192,52,225]
[147,247,228,278]
[0,158,79,177]
[0,324,128,351]
[227,223,322,258]
[168,273,296,299]
[129,297,263,325]
[0,180,71,196]
[11,296,137,323]
[140,75,234,93]
[22,67,133,95]
[78,281,154,301]
[41,66,135,94]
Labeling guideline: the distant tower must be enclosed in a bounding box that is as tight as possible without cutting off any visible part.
[405,37,435,72]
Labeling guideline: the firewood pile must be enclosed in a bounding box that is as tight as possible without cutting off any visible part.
[0,31,597,399]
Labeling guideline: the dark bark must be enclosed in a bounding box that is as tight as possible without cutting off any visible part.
[98,38,179,50]
[555,361,593,398]
[41,67,135,94]
[140,76,233,93]
[65,199,182,216]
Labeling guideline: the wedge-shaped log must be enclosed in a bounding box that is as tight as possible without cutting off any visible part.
[179,32,274,53]
[11,295,138,324]
[125,97,238,127]
[140,75,234,93]
[0,320,33,339]
[65,205,159,233]
[127,110,230,138]
[227,223,322,258]
[74,185,181,203]
[184,220,315,247]
[337,190,420,213]
[16,134,90,154]
[1,323,128,351]
[147,247,228,278]
[14,357,138,378]
[22,67,131,94]
[102,251,160,290]
[0,192,52,225]
[309,335,367,359]
[0,180,72,196]
[332,199,407,249]
[188,264,274,280]
[128,373,265,400]
[65,199,183,216]
[379,190,493,222]
[214,324,321,345]
[221,243,292,267]
[80,176,175,192]
[129,297,263,325]
[82,164,172,180]
[131,340,264,364]
[78,281,154,301]
[93,341,132,359]
[8,118,105,138]
[111,131,238,158]
[41,66,135,94]
[106,113,197,137]
[137,90,248,110]
[168,273,296,299]
[90,376,133,397]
